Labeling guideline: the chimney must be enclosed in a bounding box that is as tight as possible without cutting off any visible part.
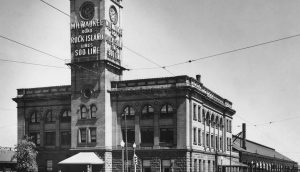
[242,123,246,149]
[196,75,201,83]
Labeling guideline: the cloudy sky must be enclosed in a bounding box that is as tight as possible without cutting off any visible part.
[0,0,300,163]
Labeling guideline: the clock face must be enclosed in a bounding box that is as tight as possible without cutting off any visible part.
[109,6,118,25]
[80,2,95,20]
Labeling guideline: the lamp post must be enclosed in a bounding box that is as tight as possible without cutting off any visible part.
[121,140,125,172]
[133,143,137,172]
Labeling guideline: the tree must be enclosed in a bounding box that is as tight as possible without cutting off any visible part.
[13,136,38,172]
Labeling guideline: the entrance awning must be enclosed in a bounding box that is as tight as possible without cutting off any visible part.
[218,157,248,167]
[58,152,104,165]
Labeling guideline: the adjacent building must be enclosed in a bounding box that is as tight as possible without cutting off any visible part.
[233,124,298,172]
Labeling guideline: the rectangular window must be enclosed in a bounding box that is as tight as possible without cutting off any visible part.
[208,160,210,172]
[203,160,206,172]
[193,104,197,121]
[211,135,214,148]
[216,136,218,150]
[206,133,209,147]
[160,128,174,144]
[194,159,197,172]
[143,160,151,172]
[80,128,87,143]
[29,132,40,146]
[46,160,53,171]
[122,129,135,144]
[198,106,201,122]
[229,120,232,133]
[202,132,205,146]
[45,132,55,146]
[141,128,154,145]
[193,127,197,145]
[161,160,171,172]
[220,137,223,151]
[90,128,96,143]
[198,129,201,145]
[199,160,202,172]
[61,131,71,145]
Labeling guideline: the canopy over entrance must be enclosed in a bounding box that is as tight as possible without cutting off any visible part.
[58,152,104,165]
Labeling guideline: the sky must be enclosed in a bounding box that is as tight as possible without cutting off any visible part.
[0,0,300,163]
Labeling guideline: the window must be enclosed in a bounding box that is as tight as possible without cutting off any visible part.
[203,160,206,172]
[199,160,202,172]
[30,112,40,123]
[208,161,211,172]
[81,105,87,119]
[160,128,174,144]
[193,127,197,145]
[229,120,232,133]
[216,136,218,150]
[61,110,71,122]
[206,133,209,147]
[211,115,214,128]
[122,106,135,120]
[122,129,135,144]
[211,135,214,148]
[90,128,96,143]
[29,132,40,146]
[45,132,55,146]
[161,160,171,172]
[202,110,205,124]
[90,105,97,118]
[194,159,197,172]
[220,137,223,151]
[198,129,201,145]
[142,105,154,119]
[143,160,151,172]
[206,113,210,126]
[61,131,71,145]
[45,110,55,123]
[46,160,53,172]
[193,104,197,121]
[141,128,154,145]
[202,131,205,146]
[79,128,87,143]
[160,104,174,118]
[198,106,201,122]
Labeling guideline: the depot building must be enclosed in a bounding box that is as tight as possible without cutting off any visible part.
[13,0,240,171]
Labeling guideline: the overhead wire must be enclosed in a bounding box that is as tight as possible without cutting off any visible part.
[0,58,67,69]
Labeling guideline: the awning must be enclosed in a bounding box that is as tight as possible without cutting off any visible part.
[58,152,104,165]
[218,156,248,167]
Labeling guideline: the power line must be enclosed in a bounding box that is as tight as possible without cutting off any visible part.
[0,58,67,69]
[40,0,70,17]
[0,34,65,62]
[128,34,300,71]
[124,46,175,76]
[0,34,100,75]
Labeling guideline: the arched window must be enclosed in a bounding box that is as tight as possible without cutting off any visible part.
[215,116,219,129]
[61,110,71,122]
[81,105,87,119]
[122,106,135,120]
[141,105,154,119]
[30,112,39,123]
[45,110,55,123]
[160,104,174,118]
[90,105,97,118]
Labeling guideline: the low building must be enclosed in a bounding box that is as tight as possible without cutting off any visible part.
[233,124,298,172]
[0,147,16,172]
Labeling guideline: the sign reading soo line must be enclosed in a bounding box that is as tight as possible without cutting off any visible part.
[71,18,123,64]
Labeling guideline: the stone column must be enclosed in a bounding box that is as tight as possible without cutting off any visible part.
[104,151,112,172]
[135,110,141,147]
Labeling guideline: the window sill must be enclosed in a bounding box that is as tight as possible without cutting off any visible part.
[77,142,97,147]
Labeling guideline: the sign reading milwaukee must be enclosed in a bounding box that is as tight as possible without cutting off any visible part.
[71,19,104,57]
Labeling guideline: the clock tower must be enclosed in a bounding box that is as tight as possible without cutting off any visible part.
[68,0,124,170]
